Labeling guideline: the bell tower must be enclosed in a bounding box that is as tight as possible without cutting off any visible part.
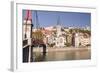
[23,10,33,44]
[23,10,33,62]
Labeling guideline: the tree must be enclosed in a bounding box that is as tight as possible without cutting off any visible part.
[32,30,44,47]
[32,30,44,40]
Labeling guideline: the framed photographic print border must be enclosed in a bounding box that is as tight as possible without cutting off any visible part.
[11,1,97,71]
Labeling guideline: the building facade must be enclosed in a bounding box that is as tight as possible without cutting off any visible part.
[75,33,91,47]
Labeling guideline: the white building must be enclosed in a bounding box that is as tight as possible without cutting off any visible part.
[75,33,80,47]
[75,33,91,47]
[55,25,66,47]
[42,24,66,47]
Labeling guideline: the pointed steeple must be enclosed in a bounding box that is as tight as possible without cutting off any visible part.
[56,16,62,37]
[57,16,61,25]
[23,10,33,39]
[24,10,32,24]
[31,11,40,31]
[24,10,32,20]
[35,11,40,30]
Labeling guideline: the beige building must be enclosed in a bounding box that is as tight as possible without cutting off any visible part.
[41,25,66,47]
[66,33,72,46]
[75,33,91,47]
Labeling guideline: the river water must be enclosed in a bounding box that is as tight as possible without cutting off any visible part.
[32,49,91,62]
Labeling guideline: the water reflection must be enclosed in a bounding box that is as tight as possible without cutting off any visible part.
[32,49,91,62]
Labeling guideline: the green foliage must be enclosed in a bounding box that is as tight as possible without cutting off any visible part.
[48,43,55,47]
[69,28,91,35]
[79,29,91,34]
[32,30,44,40]
[64,42,71,47]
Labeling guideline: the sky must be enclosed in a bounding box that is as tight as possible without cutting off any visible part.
[23,10,91,28]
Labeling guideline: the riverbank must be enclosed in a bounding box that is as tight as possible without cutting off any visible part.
[33,46,91,52]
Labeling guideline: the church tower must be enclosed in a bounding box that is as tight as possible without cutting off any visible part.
[55,16,66,47]
[56,16,62,37]
[23,10,33,62]
[23,10,33,45]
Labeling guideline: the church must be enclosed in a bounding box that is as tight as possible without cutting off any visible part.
[55,24,66,47]
[43,17,66,48]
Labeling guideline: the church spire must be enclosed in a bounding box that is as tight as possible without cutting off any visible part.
[23,10,33,38]
[24,10,32,20]
[57,16,61,25]
[35,11,40,30]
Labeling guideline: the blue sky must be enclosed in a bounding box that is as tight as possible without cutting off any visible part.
[23,10,91,28]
